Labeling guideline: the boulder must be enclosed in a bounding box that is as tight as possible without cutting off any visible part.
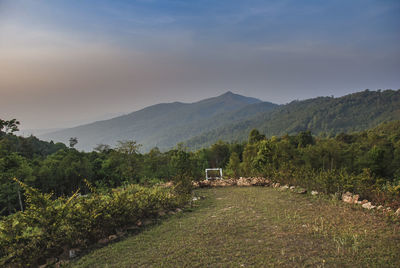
[296,188,307,194]
[361,202,375,210]
[237,178,251,186]
[198,180,211,188]
[341,192,354,204]
[98,238,109,244]
[395,208,400,216]
[108,234,118,241]
[250,177,270,186]
[158,210,166,217]
[69,248,80,259]
[226,178,237,186]
[280,185,289,191]
[142,219,153,226]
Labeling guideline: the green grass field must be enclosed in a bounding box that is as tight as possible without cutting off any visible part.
[70,187,400,267]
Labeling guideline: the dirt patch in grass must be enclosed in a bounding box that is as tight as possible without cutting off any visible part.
[70,187,400,267]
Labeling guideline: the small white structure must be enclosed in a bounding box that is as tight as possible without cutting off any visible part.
[205,168,223,180]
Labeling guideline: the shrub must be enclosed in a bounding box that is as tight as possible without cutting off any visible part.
[0,178,189,267]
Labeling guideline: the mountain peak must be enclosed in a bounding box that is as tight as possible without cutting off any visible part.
[214,91,262,104]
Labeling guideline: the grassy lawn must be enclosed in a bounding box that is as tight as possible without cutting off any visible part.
[70,187,400,267]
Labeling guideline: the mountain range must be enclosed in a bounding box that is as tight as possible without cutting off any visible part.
[39,89,400,152]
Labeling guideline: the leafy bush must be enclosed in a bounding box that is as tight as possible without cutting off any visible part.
[0,178,188,266]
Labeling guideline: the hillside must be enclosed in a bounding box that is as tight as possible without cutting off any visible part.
[40,89,400,152]
[184,89,400,148]
[39,92,273,151]
[70,187,400,267]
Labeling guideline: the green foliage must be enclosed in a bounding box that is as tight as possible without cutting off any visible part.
[225,152,240,178]
[185,89,400,149]
[248,129,266,144]
[240,121,400,206]
[0,179,187,266]
[0,119,20,135]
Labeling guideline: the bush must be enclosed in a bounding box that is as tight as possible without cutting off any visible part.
[0,179,189,266]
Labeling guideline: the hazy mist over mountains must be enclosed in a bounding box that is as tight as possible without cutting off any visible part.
[39,89,400,152]
[39,91,274,151]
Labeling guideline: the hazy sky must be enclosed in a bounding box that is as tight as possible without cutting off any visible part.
[1,0,399,129]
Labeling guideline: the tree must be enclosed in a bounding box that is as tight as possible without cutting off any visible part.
[209,141,230,168]
[0,118,20,135]
[69,137,78,148]
[94,144,111,153]
[0,153,34,215]
[225,152,241,178]
[115,140,142,182]
[248,129,265,144]
[297,131,314,148]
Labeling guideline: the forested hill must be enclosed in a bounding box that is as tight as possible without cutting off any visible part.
[39,91,276,151]
[184,89,400,149]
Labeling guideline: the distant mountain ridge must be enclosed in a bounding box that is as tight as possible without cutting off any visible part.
[184,89,400,148]
[40,89,400,152]
[40,91,274,151]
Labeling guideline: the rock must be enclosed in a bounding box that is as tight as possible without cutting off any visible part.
[168,211,176,215]
[273,183,280,188]
[341,192,353,203]
[250,177,270,186]
[361,200,369,205]
[311,191,319,196]
[356,201,362,205]
[98,238,109,244]
[237,178,251,186]
[341,192,360,204]
[142,219,153,226]
[158,210,166,217]
[69,248,80,259]
[289,186,296,191]
[385,207,392,212]
[116,230,126,237]
[362,202,375,210]
[395,208,400,216]
[175,208,182,213]
[377,205,383,210]
[136,220,142,227]
[280,185,289,191]
[198,180,211,188]
[296,188,307,194]
[108,234,118,241]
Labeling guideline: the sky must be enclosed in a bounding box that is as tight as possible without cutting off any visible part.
[1,0,399,129]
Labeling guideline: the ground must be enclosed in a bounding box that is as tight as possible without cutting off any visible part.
[69,187,400,267]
